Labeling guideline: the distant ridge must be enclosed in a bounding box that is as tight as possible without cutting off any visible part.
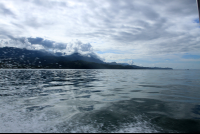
[0,47,104,63]
[0,47,173,69]
[62,52,104,63]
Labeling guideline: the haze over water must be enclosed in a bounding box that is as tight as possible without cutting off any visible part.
[0,69,200,133]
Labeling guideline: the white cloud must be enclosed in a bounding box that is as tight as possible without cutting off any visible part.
[0,38,33,49]
[0,0,199,69]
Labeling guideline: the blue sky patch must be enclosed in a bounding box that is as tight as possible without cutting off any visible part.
[116,59,159,64]
[96,50,124,54]
[193,18,199,23]
[182,54,200,59]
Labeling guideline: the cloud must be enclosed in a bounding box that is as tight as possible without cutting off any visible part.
[28,37,54,48]
[32,0,67,8]
[0,0,199,68]
[62,0,199,56]
[0,38,33,50]
[128,60,134,65]
[0,37,102,60]
[0,29,12,39]
[0,3,15,17]
[67,40,93,53]
[54,43,67,50]
[26,37,66,50]
[27,37,43,44]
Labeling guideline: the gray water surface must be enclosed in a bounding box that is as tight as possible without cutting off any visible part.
[0,69,200,132]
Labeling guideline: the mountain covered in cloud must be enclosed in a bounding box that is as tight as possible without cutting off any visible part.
[0,46,104,65]
[0,37,173,69]
[0,47,128,69]
[0,37,105,62]
[0,47,172,69]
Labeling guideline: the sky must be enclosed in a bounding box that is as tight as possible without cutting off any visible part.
[0,0,200,69]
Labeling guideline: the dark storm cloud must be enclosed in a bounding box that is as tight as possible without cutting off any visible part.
[55,43,67,50]
[0,3,15,17]
[27,37,44,44]
[3,37,66,50]
[41,40,55,48]
[27,37,65,49]
[17,37,27,44]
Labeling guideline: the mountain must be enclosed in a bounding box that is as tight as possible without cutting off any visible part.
[61,52,104,63]
[0,47,173,69]
[107,62,130,66]
[0,47,53,58]
[0,47,103,63]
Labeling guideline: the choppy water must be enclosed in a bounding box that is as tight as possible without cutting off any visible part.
[0,69,200,133]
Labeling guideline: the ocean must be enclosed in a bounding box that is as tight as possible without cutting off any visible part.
[0,69,200,133]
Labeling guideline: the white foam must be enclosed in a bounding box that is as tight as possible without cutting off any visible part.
[0,105,160,133]
[0,106,54,132]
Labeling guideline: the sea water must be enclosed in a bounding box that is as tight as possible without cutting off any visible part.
[0,69,200,133]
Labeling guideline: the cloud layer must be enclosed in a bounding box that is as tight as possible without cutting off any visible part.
[0,0,199,69]
[0,37,103,61]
